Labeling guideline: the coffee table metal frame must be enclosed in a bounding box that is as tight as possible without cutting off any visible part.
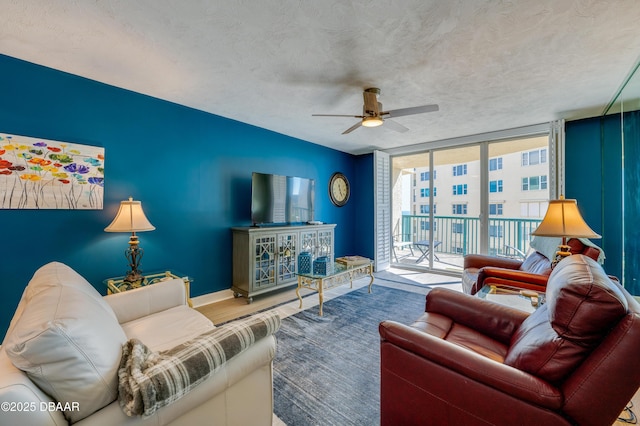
[296,261,374,316]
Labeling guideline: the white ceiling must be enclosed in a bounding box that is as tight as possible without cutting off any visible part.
[3,0,640,155]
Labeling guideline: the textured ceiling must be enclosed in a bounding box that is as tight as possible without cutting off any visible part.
[3,0,640,155]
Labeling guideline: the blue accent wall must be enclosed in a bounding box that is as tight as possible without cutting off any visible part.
[565,112,640,293]
[621,111,640,294]
[0,54,374,335]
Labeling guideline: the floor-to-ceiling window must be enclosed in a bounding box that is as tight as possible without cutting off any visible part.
[388,127,551,275]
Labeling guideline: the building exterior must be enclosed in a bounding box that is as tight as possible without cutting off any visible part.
[411,145,550,220]
[393,137,550,258]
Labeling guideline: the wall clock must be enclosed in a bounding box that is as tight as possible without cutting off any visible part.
[329,172,350,207]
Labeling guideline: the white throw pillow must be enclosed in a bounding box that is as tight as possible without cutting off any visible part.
[4,262,127,423]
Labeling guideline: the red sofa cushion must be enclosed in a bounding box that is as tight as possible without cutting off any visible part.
[504,255,627,383]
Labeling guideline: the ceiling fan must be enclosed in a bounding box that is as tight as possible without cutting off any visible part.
[312,88,439,134]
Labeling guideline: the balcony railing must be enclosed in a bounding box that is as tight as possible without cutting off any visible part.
[399,215,542,258]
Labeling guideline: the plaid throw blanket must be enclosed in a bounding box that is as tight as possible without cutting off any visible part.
[118,310,281,417]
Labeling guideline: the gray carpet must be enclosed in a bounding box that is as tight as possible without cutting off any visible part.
[273,283,429,426]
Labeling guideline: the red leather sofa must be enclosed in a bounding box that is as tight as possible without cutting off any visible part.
[462,238,602,295]
[379,255,640,426]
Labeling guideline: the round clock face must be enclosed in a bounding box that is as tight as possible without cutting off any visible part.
[329,172,350,207]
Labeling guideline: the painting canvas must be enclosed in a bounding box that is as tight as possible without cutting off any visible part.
[0,133,104,209]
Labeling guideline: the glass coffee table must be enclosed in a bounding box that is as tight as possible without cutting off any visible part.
[476,284,544,313]
[296,258,374,316]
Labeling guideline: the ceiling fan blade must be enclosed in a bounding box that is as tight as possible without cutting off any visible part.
[383,119,409,133]
[342,121,362,134]
[383,104,439,118]
[312,114,365,118]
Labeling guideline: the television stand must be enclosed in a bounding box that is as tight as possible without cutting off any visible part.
[231,224,336,303]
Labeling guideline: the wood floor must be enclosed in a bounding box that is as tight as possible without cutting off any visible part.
[195,273,640,425]
[195,285,314,325]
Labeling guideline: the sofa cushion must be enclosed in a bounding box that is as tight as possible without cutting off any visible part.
[518,251,552,275]
[461,268,479,294]
[120,304,215,352]
[504,255,627,383]
[3,262,127,423]
[118,310,281,417]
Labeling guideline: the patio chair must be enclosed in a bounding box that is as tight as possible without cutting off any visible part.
[392,234,414,262]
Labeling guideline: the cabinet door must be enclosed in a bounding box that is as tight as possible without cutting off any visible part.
[317,228,333,257]
[277,232,297,283]
[300,227,334,259]
[253,234,277,289]
[299,230,318,257]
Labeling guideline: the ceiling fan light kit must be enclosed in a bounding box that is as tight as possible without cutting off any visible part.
[362,116,384,127]
[312,87,438,135]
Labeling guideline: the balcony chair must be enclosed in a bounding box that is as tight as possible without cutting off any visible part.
[392,233,414,262]
[379,255,640,426]
[461,237,603,295]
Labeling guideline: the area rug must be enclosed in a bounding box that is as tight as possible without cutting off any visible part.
[272,283,429,426]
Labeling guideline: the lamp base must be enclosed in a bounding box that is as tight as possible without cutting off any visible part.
[551,244,572,269]
[123,234,145,283]
[123,270,144,283]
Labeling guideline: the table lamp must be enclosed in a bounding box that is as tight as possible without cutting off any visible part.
[531,196,601,267]
[105,197,155,282]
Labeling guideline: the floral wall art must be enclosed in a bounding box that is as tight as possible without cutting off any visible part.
[0,133,104,209]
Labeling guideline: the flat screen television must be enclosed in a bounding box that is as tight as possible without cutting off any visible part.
[251,172,315,226]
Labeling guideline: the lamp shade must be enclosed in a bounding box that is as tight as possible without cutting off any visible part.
[532,197,600,239]
[104,197,155,233]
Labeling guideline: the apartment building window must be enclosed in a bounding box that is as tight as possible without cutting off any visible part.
[420,170,436,181]
[452,204,467,215]
[522,175,548,191]
[489,157,503,171]
[453,164,467,176]
[489,180,503,193]
[420,187,436,197]
[522,148,548,166]
[489,203,503,215]
[419,204,437,214]
[489,225,504,238]
[452,184,467,195]
[520,201,546,218]
[452,223,463,234]
[420,220,437,231]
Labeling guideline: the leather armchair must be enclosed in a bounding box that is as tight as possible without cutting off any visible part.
[379,255,640,426]
[462,238,602,294]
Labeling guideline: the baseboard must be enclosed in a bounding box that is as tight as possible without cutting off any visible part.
[191,289,235,307]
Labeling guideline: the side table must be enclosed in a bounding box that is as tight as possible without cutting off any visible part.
[476,284,542,313]
[104,270,193,307]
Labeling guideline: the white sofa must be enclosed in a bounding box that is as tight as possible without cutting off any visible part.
[0,262,278,425]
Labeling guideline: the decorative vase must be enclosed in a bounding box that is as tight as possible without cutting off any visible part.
[313,256,333,275]
[298,252,312,274]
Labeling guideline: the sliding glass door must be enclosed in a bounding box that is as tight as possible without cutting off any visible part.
[390,135,550,274]
[487,137,550,257]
